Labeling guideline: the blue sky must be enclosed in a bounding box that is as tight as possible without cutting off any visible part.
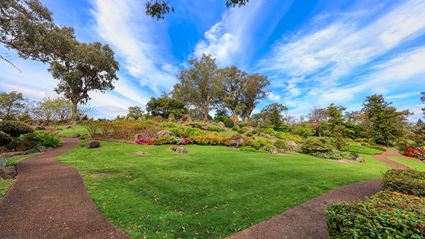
[1,0,424,121]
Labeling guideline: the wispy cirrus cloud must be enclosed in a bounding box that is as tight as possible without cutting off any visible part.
[260,0,425,119]
[90,0,177,93]
[194,0,291,67]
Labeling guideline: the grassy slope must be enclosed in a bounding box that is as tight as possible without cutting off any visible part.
[388,156,425,171]
[348,144,384,155]
[56,124,88,137]
[57,141,389,239]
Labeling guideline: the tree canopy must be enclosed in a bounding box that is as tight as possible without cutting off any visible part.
[145,0,249,19]
[0,91,25,120]
[146,95,187,119]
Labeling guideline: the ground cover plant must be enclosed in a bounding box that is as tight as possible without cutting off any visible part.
[382,169,425,196]
[388,156,425,171]
[55,124,89,137]
[327,191,425,239]
[58,141,389,238]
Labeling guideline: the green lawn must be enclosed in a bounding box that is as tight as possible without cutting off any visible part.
[57,141,389,238]
[0,179,13,198]
[388,156,425,171]
[55,124,89,137]
[348,144,384,155]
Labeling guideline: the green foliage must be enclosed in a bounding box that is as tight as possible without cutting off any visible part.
[224,118,235,128]
[382,169,425,196]
[127,106,144,120]
[214,114,229,123]
[274,140,287,152]
[0,120,33,137]
[239,146,257,152]
[31,97,72,122]
[172,54,221,121]
[300,137,334,154]
[237,129,244,134]
[327,191,425,239]
[259,103,288,130]
[170,126,202,138]
[0,91,25,120]
[248,138,272,150]
[34,131,63,148]
[146,95,187,119]
[153,136,178,145]
[294,124,313,137]
[326,104,348,150]
[362,94,409,146]
[264,128,276,136]
[0,130,12,146]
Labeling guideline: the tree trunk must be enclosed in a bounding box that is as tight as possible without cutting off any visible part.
[203,106,209,122]
[71,101,79,123]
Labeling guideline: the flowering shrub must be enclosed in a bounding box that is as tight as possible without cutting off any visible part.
[136,137,154,145]
[180,138,190,145]
[327,191,425,239]
[383,169,425,196]
[404,147,425,161]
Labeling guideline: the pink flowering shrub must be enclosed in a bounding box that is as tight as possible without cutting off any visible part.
[136,137,154,145]
[180,138,190,145]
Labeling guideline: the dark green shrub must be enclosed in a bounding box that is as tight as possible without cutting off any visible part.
[0,130,12,146]
[294,124,313,137]
[224,118,235,128]
[232,126,238,132]
[206,125,222,132]
[0,121,33,137]
[327,191,425,239]
[15,133,41,150]
[300,137,334,154]
[246,132,253,137]
[237,129,244,134]
[382,169,425,196]
[214,115,229,123]
[240,146,257,152]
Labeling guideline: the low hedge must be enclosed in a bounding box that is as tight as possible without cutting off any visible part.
[327,191,425,239]
[382,169,425,196]
[0,121,33,137]
[0,130,12,146]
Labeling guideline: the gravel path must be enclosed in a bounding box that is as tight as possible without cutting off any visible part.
[0,138,129,239]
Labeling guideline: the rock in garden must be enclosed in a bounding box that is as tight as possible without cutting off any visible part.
[72,133,81,138]
[0,159,6,170]
[87,140,101,149]
[170,146,188,154]
[201,125,209,130]
[356,156,365,163]
[25,148,39,155]
[36,146,47,152]
[156,130,173,138]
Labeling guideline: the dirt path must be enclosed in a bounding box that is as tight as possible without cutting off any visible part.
[0,138,129,239]
[373,150,411,169]
[228,179,381,239]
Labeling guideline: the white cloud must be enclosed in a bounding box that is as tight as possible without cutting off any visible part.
[90,0,177,93]
[260,0,425,118]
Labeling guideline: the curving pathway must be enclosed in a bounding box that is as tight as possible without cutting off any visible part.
[228,179,382,239]
[372,150,410,169]
[0,138,129,239]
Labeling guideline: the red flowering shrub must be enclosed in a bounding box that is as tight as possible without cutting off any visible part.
[404,147,425,161]
[180,138,190,145]
[136,137,154,145]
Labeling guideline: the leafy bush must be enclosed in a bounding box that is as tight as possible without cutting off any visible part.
[0,121,33,137]
[223,134,249,147]
[214,115,229,123]
[274,140,287,152]
[248,138,272,150]
[82,121,100,137]
[261,144,278,154]
[191,133,223,145]
[237,129,244,134]
[12,132,63,150]
[382,169,425,196]
[327,191,425,239]
[294,125,313,137]
[98,121,113,138]
[0,131,12,146]
[232,126,238,131]
[35,132,63,148]
[207,125,222,132]
[300,137,334,154]
[264,128,276,136]
[224,118,235,128]
[239,146,257,152]
[153,136,178,145]
[179,138,190,145]
[170,126,202,138]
